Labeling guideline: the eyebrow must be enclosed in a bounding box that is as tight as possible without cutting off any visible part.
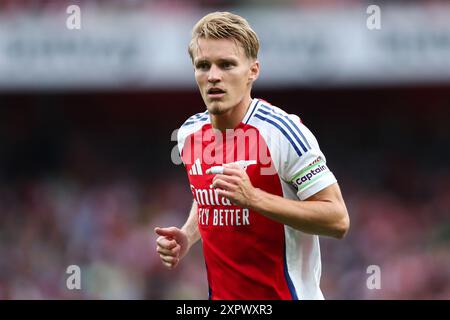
[194,57,239,65]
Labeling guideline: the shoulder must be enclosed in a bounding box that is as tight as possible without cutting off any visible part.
[254,99,305,128]
[177,110,211,158]
[178,110,210,140]
[180,110,210,129]
[250,99,314,157]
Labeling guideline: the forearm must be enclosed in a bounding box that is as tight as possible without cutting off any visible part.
[181,201,201,249]
[249,185,349,239]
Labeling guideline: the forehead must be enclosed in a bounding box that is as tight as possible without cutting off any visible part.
[193,37,246,62]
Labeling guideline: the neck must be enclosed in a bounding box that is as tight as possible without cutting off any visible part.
[210,96,253,132]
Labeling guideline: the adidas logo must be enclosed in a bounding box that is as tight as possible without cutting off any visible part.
[189,158,203,175]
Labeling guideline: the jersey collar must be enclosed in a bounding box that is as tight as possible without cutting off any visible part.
[242,98,260,125]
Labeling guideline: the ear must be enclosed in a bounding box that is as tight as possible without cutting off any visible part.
[248,60,260,83]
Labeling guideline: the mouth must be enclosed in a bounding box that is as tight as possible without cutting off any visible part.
[207,87,226,99]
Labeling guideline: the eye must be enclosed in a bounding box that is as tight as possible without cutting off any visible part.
[221,61,234,69]
[196,62,210,71]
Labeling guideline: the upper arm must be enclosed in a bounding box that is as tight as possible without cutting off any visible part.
[304,182,344,204]
[278,114,337,200]
[305,183,349,224]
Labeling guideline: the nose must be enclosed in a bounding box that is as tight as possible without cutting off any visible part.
[207,64,221,84]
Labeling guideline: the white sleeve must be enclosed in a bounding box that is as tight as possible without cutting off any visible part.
[177,112,210,167]
[279,115,337,200]
[177,127,186,166]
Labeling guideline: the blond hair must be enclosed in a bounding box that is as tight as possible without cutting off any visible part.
[188,12,259,62]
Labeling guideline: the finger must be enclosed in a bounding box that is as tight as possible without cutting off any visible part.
[207,164,244,176]
[156,236,178,250]
[161,255,180,269]
[221,167,244,177]
[216,189,236,204]
[154,227,179,238]
[162,261,176,269]
[213,174,240,185]
[160,255,179,265]
[157,244,180,257]
[157,246,174,256]
[206,166,223,175]
[223,163,248,173]
[223,163,240,169]
[212,179,236,191]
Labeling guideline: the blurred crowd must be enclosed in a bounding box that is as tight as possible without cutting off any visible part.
[1,0,448,13]
[0,96,448,299]
[321,172,450,299]
[0,163,448,299]
[0,175,208,299]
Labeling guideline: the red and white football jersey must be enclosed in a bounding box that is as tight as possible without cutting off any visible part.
[177,98,337,300]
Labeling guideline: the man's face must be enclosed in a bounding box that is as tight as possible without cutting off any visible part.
[193,37,258,115]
